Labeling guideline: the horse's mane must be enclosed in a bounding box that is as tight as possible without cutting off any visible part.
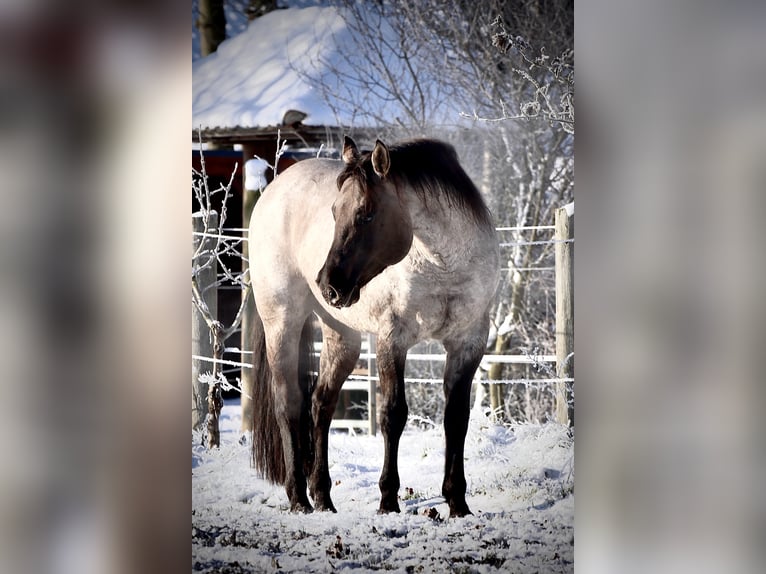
[337,139,493,228]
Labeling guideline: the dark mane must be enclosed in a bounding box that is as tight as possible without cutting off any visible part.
[337,139,493,228]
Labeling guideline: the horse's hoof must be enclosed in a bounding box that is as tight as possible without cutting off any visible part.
[309,491,337,512]
[290,502,314,514]
[377,503,401,514]
[448,504,472,518]
[314,502,337,513]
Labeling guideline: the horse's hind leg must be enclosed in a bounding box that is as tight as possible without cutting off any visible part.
[262,312,314,513]
[309,319,361,511]
[441,331,487,517]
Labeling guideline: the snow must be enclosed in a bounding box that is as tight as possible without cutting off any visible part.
[193,6,357,129]
[192,0,250,62]
[193,400,574,572]
[245,158,269,191]
[192,5,467,132]
[191,1,331,62]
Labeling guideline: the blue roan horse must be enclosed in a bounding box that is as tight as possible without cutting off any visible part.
[249,136,500,516]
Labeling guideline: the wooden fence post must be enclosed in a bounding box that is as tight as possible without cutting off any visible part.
[192,211,218,429]
[555,203,574,426]
[239,155,269,434]
[367,334,378,436]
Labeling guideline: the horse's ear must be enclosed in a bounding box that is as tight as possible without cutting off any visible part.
[371,139,390,178]
[342,136,360,164]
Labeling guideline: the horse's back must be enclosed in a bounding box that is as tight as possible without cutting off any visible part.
[251,158,339,223]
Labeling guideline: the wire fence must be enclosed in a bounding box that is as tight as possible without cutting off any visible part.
[190,350,569,384]
[193,220,574,427]
[192,223,570,386]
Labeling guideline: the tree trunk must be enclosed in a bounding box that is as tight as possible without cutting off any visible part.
[192,212,218,430]
[205,321,225,449]
[198,0,226,57]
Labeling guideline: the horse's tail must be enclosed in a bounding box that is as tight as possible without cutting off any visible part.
[250,306,316,485]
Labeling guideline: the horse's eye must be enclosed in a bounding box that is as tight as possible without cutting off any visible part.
[356,211,374,225]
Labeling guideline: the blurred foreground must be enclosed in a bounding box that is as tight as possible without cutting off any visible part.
[0,1,763,573]
[576,2,766,573]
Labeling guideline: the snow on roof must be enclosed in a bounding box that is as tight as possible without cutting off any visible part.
[193,6,363,130]
[191,1,331,62]
[193,5,463,132]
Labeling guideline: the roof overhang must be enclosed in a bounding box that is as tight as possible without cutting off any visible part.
[192,124,380,146]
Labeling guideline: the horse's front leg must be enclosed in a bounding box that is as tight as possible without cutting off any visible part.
[309,323,361,512]
[442,333,486,517]
[376,339,408,513]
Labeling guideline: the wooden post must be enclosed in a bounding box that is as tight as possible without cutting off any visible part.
[487,334,508,421]
[367,334,377,436]
[192,211,218,429]
[554,203,574,426]
[239,193,258,433]
[239,148,269,433]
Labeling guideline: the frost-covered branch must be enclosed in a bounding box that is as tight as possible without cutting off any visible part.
[461,17,574,134]
[192,129,252,447]
[290,0,573,423]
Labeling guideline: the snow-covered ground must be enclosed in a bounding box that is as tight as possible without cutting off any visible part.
[193,400,574,573]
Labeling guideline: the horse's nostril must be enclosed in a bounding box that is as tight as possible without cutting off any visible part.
[324,285,340,303]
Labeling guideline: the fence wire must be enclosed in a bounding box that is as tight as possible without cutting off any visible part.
[193,223,574,421]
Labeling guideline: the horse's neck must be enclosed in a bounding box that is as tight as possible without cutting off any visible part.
[407,200,487,271]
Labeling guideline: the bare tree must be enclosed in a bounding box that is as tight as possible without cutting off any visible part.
[291,1,454,137]
[192,142,252,448]
[299,0,573,422]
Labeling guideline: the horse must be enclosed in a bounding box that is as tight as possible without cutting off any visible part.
[248,136,500,517]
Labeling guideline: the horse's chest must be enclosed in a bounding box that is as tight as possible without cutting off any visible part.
[408,277,486,340]
[335,264,493,341]
[413,295,461,339]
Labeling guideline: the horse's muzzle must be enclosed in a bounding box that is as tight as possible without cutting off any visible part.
[320,283,360,309]
[316,269,360,309]
[322,284,343,307]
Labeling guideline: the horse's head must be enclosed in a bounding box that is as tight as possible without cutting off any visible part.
[316,136,413,308]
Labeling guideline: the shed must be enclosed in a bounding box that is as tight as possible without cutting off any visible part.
[192,6,385,411]
[193,5,386,177]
